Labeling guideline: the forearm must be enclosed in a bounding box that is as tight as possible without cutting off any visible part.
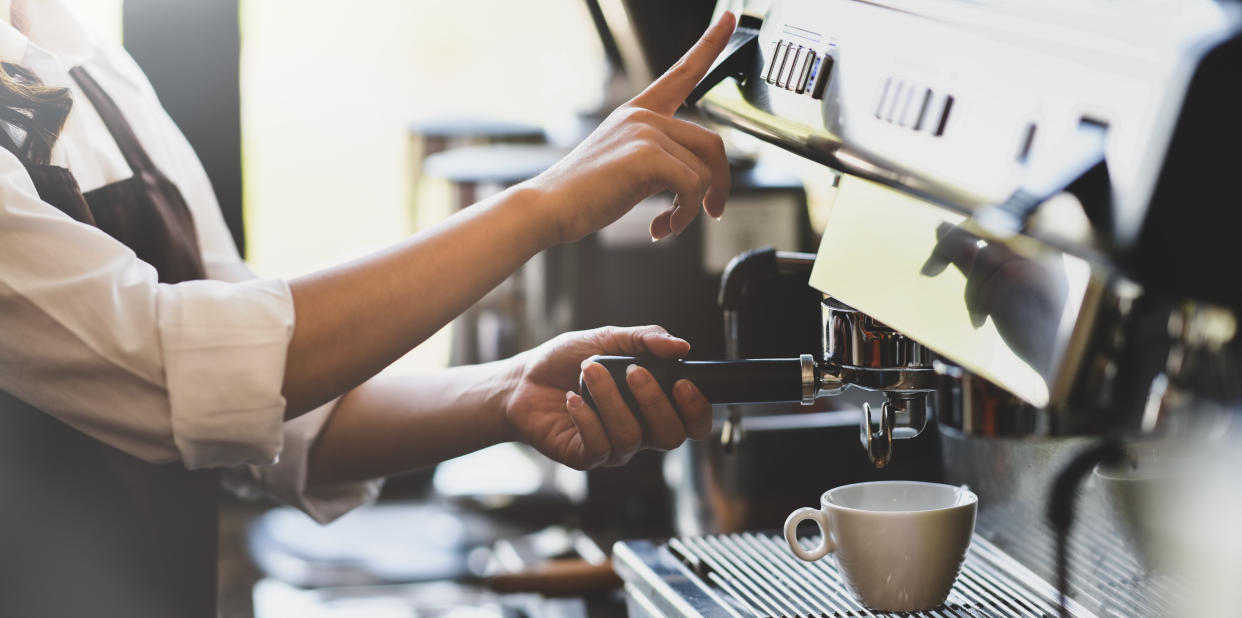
[281,12,735,419]
[282,185,554,417]
[306,358,524,486]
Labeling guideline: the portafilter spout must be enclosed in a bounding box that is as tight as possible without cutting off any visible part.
[859,393,933,468]
[823,298,938,467]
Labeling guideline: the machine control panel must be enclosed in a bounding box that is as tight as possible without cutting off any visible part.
[764,38,832,99]
[874,76,954,137]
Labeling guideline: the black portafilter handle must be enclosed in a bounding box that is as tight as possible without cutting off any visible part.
[578,355,810,412]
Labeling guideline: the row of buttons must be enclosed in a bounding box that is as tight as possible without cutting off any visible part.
[764,39,832,100]
[874,75,955,137]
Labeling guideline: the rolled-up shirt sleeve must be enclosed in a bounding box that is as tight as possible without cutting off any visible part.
[227,401,383,524]
[0,148,291,469]
[159,277,293,468]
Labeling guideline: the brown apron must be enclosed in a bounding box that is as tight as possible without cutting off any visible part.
[0,67,220,617]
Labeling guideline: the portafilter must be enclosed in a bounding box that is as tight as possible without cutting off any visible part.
[579,253,938,468]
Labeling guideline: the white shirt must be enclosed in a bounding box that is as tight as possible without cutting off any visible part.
[0,0,378,523]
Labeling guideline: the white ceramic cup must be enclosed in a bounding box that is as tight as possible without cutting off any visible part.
[783,480,978,612]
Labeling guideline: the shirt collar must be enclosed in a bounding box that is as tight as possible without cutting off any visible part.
[0,0,94,66]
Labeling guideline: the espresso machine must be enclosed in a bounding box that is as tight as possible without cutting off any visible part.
[578,0,1242,615]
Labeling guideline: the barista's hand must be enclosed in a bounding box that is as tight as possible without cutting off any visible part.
[525,12,736,244]
[503,326,713,470]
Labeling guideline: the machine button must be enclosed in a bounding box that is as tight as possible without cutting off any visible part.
[766,41,788,84]
[884,80,906,123]
[784,46,804,89]
[874,76,893,117]
[772,41,792,85]
[935,94,955,136]
[779,45,802,88]
[810,54,833,99]
[912,87,933,131]
[794,51,815,93]
[898,84,919,128]
[1017,123,1037,162]
[787,46,806,90]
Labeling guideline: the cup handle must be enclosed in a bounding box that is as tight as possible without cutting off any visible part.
[784,507,834,561]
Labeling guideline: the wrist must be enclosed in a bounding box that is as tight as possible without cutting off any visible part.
[492,353,528,443]
[504,181,565,248]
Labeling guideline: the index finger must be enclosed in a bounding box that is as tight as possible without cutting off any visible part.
[628,11,737,116]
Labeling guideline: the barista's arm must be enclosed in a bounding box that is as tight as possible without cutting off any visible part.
[305,326,715,485]
[305,359,520,485]
[281,12,736,418]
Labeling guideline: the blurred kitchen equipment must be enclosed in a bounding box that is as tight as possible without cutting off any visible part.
[483,527,620,597]
[407,117,546,227]
[585,0,718,96]
[252,576,589,618]
[246,502,515,588]
[247,506,616,612]
[598,0,1242,615]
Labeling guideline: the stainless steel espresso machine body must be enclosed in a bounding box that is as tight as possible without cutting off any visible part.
[581,0,1242,616]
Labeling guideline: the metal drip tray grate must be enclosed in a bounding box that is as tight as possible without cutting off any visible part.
[614,533,1096,618]
[975,500,1171,617]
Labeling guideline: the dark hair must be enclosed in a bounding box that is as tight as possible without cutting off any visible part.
[0,61,73,165]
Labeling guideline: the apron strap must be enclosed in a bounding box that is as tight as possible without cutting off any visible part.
[0,124,25,160]
[68,67,157,175]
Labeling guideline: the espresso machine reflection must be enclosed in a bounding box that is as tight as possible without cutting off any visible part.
[579,0,1242,615]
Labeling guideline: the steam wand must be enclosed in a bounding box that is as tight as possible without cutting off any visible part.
[1046,437,1126,618]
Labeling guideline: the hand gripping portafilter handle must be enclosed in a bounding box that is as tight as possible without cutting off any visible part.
[578,355,813,412]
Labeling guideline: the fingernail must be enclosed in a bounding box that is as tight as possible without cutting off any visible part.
[713,214,723,222]
[675,379,697,399]
[626,364,651,386]
[566,391,581,408]
[580,358,594,372]
[651,233,660,243]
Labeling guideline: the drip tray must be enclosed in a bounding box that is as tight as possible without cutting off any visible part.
[613,533,1096,618]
